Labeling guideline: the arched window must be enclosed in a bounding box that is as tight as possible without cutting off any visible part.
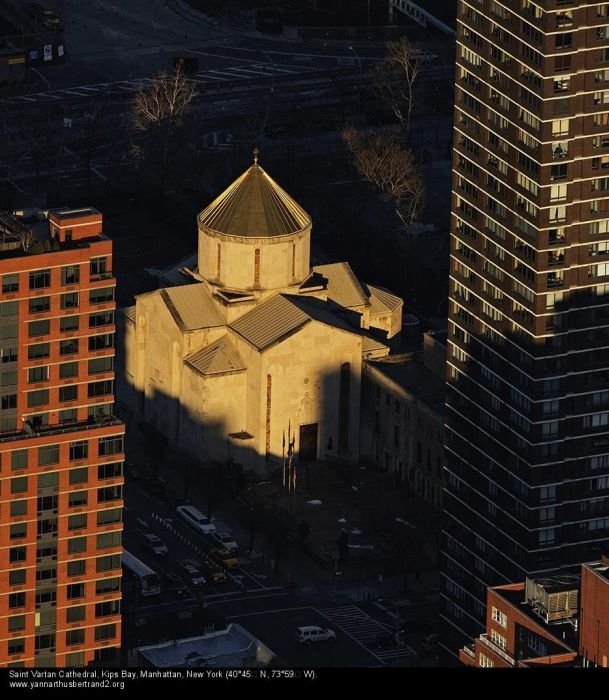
[338,362,350,451]
[216,244,221,279]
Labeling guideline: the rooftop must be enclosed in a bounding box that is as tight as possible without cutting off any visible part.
[368,354,446,415]
[137,624,275,668]
[313,262,369,309]
[160,283,224,331]
[185,336,245,376]
[198,160,311,239]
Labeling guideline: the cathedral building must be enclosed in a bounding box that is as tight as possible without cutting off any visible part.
[119,155,403,473]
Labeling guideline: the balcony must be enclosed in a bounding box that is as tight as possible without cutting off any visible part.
[547,273,564,288]
[0,415,122,444]
[479,634,515,667]
[548,251,565,266]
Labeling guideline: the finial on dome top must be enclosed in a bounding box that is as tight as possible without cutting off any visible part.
[253,146,259,165]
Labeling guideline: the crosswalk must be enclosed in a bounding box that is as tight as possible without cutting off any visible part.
[1,61,315,106]
[316,605,418,666]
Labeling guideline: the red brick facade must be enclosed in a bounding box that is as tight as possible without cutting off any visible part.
[0,209,123,667]
[579,556,609,668]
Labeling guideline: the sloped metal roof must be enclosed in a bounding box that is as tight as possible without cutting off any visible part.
[185,336,245,376]
[120,305,136,323]
[313,262,369,308]
[230,293,361,351]
[198,164,311,238]
[366,284,403,314]
[230,294,311,350]
[161,284,224,331]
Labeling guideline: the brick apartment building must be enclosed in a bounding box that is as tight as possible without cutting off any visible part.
[461,553,609,668]
[443,0,609,656]
[0,208,124,667]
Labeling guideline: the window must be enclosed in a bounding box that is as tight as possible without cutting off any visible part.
[28,366,49,383]
[88,357,113,374]
[491,607,507,628]
[95,577,120,595]
[1,346,17,364]
[60,316,79,333]
[68,514,87,531]
[67,537,87,554]
[68,467,88,485]
[98,436,123,456]
[29,269,50,289]
[69,441,88,460]
[59,339,79,356]
[27,389,48,407]
[479,653,494,668]
[60,408,77,424]
[94,624,116,641]
[97,462,122,480]
[95,601,120,618]
[29,296,49,313]
[8,615,25,632]
[1,393,16,410]
[66,606,86,623]
[11,450,28,470]
[97,485,122,503]
[37,494,57,511]
[28,343,50,360]
[66,629,85,646]
[61,292,79,310]
[8,638,25,655]
[89,311,114,328]
[88,380,113,397]
[97,508,121,526]
[90,257,108,276]
[59,385,78,402]
[0,303,18,319]
[61,265,80,285]
[2,274,18,293]
[538,528,556,545]
[11,476,28,494]
[10,523,27,540]
[88,334,114,351]
[59,362,78,379]
[10,547,27,563]
[96,531,121,550]
[38,444,59,466]
[9,592,26,608]
[10,500,27,517]
[67,560,86,577]
[89,287,114,304]
[96,554,121,572]
[68,491,87,507]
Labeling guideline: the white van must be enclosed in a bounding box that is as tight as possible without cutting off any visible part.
[295,626,336,644]
[176,505,217,535]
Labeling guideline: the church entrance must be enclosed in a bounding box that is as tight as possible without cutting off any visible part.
[299,423,318,462]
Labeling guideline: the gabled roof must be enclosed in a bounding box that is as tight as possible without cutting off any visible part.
[160,284,224,331]
[313,262,369,309]
[198,164,311,238]
[230,293,358,351]
[366,284,403,314]
[185,336,245,376]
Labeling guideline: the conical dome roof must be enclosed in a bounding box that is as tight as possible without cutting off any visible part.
[198,162,311,238]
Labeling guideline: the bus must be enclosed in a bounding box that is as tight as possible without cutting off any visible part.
[122,549,161,597]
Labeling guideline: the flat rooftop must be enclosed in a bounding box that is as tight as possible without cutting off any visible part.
[368,354,446,416]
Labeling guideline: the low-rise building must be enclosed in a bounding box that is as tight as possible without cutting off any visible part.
[579,555,609,668]
[137,624,276,668]
[361,331,446,507]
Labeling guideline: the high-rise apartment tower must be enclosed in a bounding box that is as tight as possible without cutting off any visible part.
[0,208,123,667]
[443,0,609,655]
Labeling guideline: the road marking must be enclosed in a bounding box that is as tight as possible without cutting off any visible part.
[226,605,311,618]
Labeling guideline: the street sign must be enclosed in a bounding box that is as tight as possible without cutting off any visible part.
[43,45,52,62]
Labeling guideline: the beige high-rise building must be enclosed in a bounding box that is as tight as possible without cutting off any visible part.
[118,157,403,473]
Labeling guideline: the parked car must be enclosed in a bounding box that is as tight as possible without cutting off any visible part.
[177,559,206,586]
[211,531,239,552]
[142,533,168,556]
[200,559,227,584]
[176,504,217,535]
[295,626,336,644]
[208,547,239,570]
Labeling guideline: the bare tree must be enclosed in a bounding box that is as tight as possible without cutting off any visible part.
[375,37,422,138]
[342,127,425,234]
[131,62,197,191]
